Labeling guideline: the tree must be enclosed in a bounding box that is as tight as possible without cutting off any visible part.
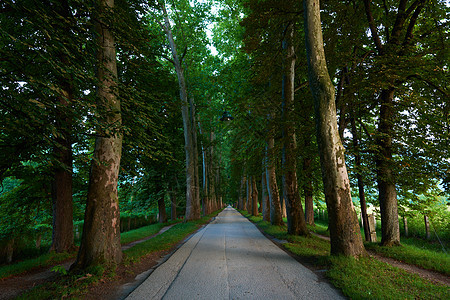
[361,0,447,246]
[158,0,201,221]
[281,21,309,236]
[304,0,366,257]
[72,0,123,269]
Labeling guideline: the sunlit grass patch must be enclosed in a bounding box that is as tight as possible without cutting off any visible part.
[240,210,449,300]
[121,222,170,245]
[366,242,450,276]
[328,256,449,299]
[124,211,221,261]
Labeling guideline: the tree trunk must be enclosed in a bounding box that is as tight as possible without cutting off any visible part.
[170,188,177,221]
[6,239,14,263]
[351,116,370,242]
[239,175,245,210]
[262,166,270,222]
[72,0,123,269]
[51,102,74,252]
[424,215,430,239]
[208,131,216,215]
[251,176,258,216]
[304,0,366,257]
[36,234,42,250]
[246,177,251,212]
[200,125,208,216]
[160,0,200,221]
[303,156,315,226]
[50,0,74,254]
[266,139,283,225]
[376,89,401,246]
[281,22,308,236]
[403,215,408,237]
[157,179,167,223]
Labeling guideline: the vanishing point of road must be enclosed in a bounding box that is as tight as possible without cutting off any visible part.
[126,207,344,299]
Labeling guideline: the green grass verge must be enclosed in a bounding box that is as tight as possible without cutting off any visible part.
[365,242,450,276]
[0,252,75,280]
[240,210,449,300]
[15,210,222,299]
[124,214,217,261]
[120,221,178,245]
[0,220,182,280]
[312,217,450,276]
[328,256,449,299]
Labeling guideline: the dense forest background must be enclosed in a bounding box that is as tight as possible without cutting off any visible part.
[0,0,448,268]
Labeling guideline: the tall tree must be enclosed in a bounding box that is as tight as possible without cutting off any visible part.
[281,22,309,236]
[362,0,433,246]
[50,0,75,254]
[72,0,123,269]
[158,0,201,221]
[304,0,366,257]
[266,137,283,226]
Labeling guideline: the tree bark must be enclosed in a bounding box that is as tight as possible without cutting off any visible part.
[50,0,74,254]
[424,215,430,239]
[239,175,245,210]
[376,89,401,246]
[157,179,167,223]
[246,177,250,212]
[351,116,370,242]
[262,165,270,221]
[266,139,283,225]
[281,22,309,236]
[170,187,177,221]
[303,157,315,226]
[251,176,259,216]
[403,215,408,237]
[72,0,122,269]
[304,0,367,257]
[160,0,200,221]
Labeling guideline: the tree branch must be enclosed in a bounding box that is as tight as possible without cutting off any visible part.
[403,0,426,47]
[363,0,384,53]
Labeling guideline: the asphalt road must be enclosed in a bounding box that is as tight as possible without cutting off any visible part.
[126,207,344,300]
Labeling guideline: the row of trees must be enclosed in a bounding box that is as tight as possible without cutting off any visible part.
[218,0,448,256]
[1,0,448,270]
[0,0,227,269]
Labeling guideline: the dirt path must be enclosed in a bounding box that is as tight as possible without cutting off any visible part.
[0,224,176,300]
[311,232,449,286]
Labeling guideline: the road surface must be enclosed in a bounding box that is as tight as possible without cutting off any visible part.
[126,207,344,299]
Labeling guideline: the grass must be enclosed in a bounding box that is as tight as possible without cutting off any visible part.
[124,215,216,261]
[0,220,181,280]
[328,255,449,299]
[365,242,450,276]
[15,210,222,299]
[120,221,178,245]
[241,211,449,300]
[310,217,450,275]
[0,251,75,280]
